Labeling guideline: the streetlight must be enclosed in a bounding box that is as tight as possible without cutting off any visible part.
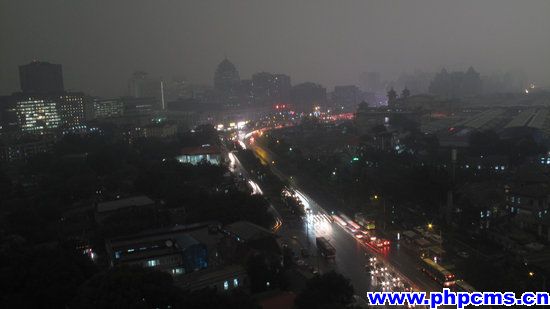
[428,223,433,230]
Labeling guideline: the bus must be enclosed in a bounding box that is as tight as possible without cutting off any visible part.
[355,213,376,230]
[347,220,362,231]
[420,258,455,287]
[316,237,336,259]
[332,215,347,227]
[339,213,353,224]
[339,213,361,231]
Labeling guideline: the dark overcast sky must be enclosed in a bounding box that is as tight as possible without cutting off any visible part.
[1,0,549,97]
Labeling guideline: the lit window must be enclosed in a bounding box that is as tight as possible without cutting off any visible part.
[172,268,184,275]
[147,259,159,267]
[233,278,239,287]
[223,281,229,290]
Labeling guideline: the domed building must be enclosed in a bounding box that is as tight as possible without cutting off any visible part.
[213,58,240,102]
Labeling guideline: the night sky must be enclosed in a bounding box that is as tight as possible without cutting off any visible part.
[1,0,549,96]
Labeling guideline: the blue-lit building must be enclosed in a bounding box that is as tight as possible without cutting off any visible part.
[106,227,209,276]
[176,144,221,165]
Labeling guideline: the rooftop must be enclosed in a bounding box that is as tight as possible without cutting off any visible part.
[223,221,274,242]
[96,195,155,213]
[180,144,221,155]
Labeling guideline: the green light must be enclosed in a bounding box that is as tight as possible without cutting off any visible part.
[352,157,359,161]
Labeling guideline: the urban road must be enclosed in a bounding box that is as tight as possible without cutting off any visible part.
[226,132,450,308]
[237,131,446,304]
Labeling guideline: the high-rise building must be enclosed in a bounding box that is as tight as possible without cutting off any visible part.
[290,82,327,111]
[213,58,240,105]
[240,79,254,105]
[333,85,361,108]
[128,71,162,99]
[13,94,61,133]
[271,74,291,102]
[0,95,18,134]
[92,98,124,119]
[251,72,273,104]
[128,71,149,98]
[57,93,86,128]
[19,61,64,94]
[250,72,291,105]
[121,97,158,116]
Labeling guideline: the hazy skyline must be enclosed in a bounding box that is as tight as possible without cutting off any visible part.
[1,0,549,97]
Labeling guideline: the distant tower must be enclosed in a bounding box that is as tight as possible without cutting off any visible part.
[160,80,165,110]
[19,61,64,94]
[387,88,397,106]
[401,87,410,99]
[213,58,240,102]
[128,71,149,98]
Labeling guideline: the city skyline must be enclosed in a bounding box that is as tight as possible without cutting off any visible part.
[3,1,550,307]
[1,0,549,97]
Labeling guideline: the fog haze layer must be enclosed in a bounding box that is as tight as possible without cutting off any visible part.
[1,0,549,96]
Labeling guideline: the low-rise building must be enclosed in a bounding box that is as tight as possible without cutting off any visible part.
[176,144,222,165]
[0,134,55,161]
[507,184,550,219]
[105,223,252,291]
[95,195,156,223]
[143,122,177,138]
[105,224,220,276]
[175,264,248,292]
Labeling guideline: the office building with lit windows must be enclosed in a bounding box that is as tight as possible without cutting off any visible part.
[14,95,61,133]
[92,98,124,119]
[57,92,86,128]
